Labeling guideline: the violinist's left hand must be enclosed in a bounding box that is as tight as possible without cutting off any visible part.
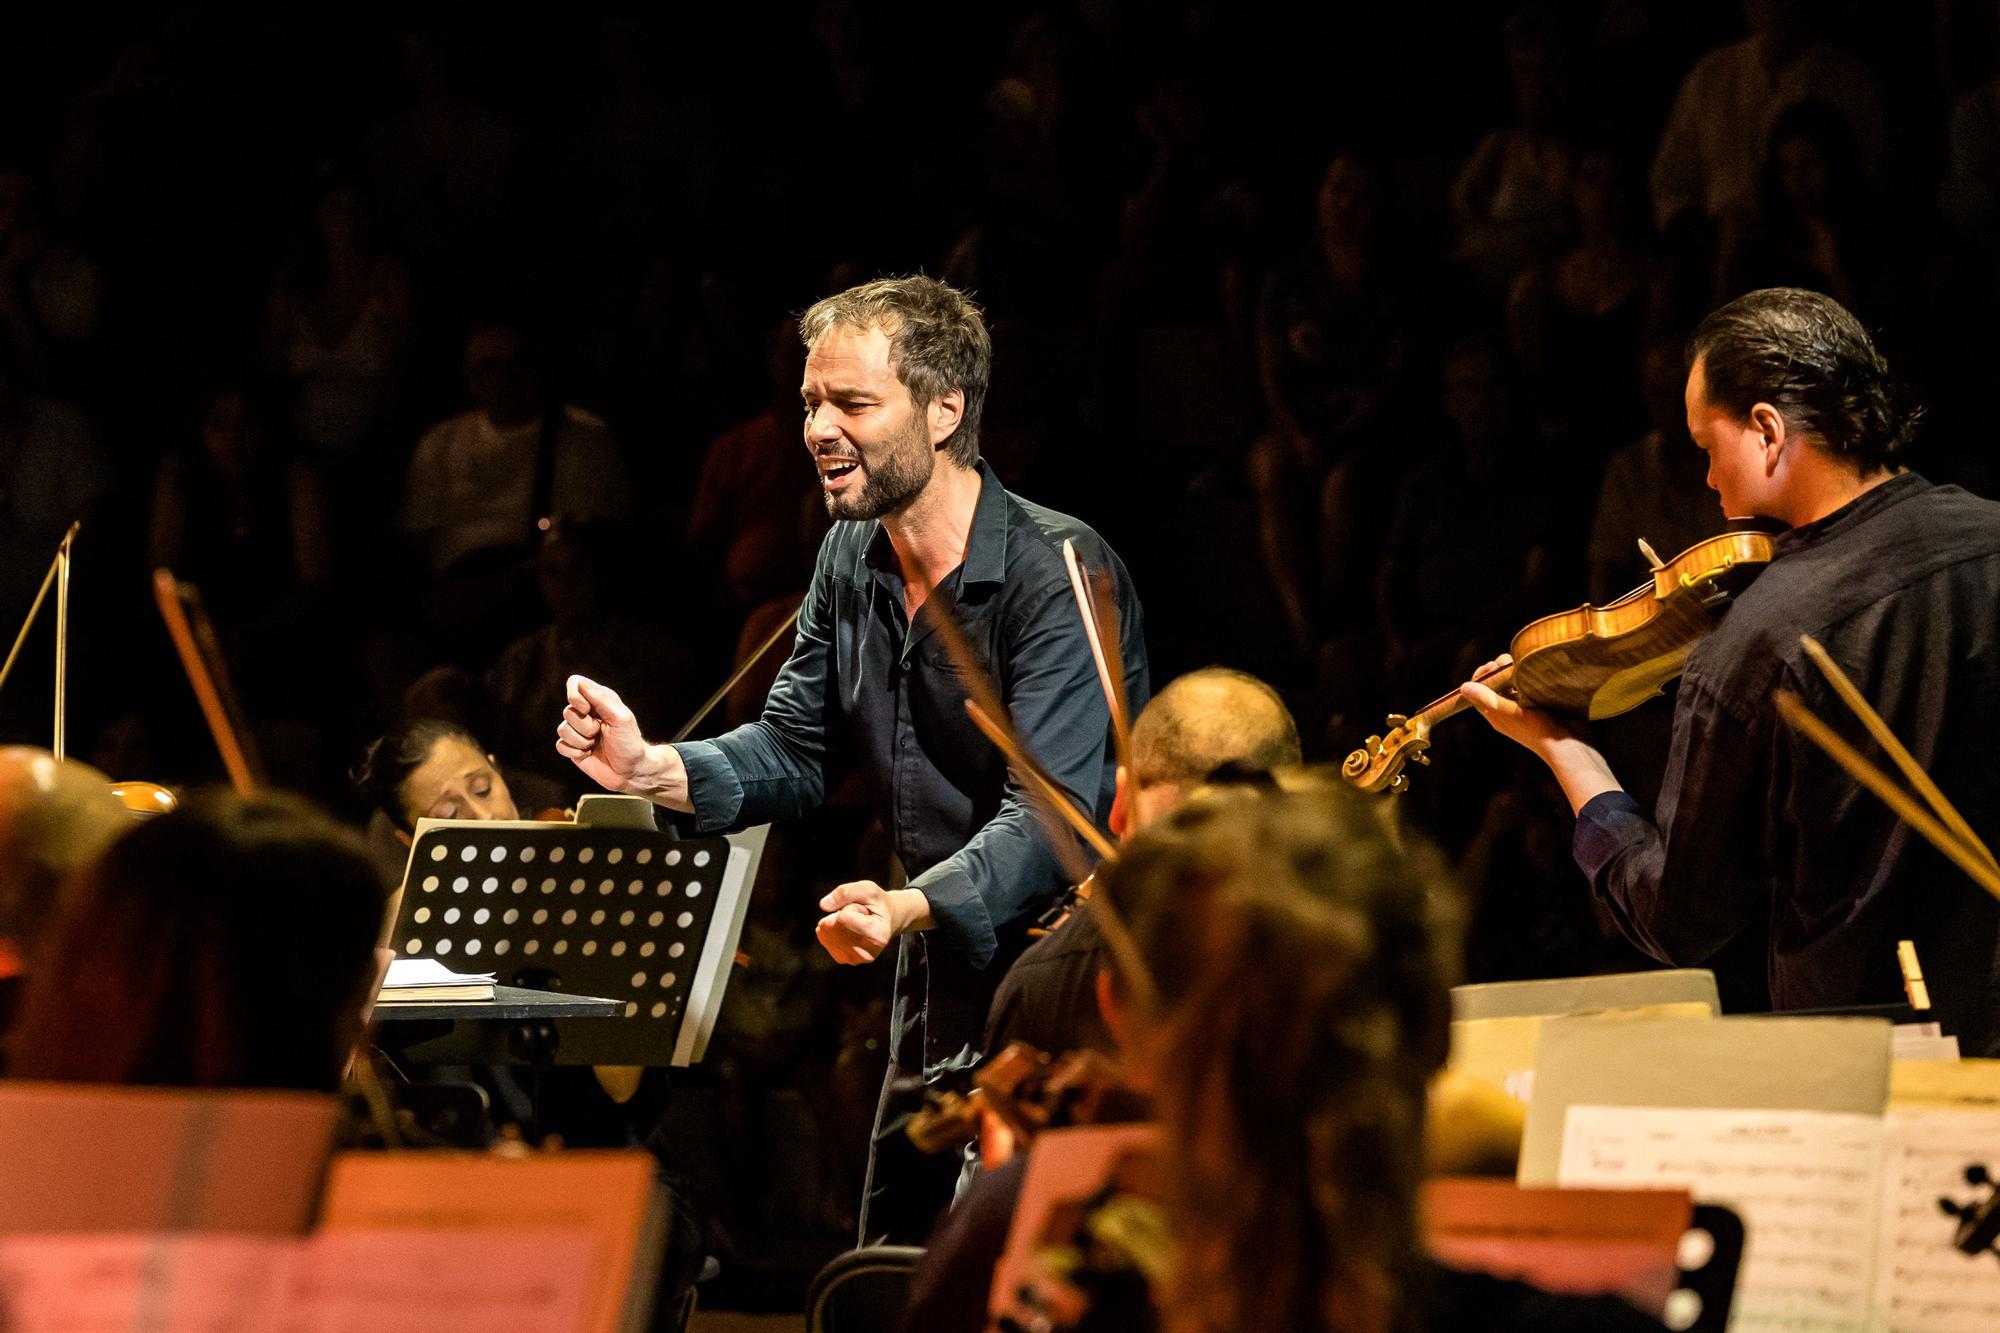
[1459,654,1578,757]
[816,881,935,965]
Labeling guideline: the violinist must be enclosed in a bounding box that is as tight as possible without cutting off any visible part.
[555,277,1148,1243]
[904,785,1665,1333]
[1465,287,2000,1054]
[985,667,1301,1061]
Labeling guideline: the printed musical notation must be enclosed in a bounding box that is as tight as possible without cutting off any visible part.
[1559,1105,1884,1332]
[0,1229,598,1332]
[1871,1109,2000,1333]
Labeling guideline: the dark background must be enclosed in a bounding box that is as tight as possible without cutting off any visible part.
[1,0,1995,1305]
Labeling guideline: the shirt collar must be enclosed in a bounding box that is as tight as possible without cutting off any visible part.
[862,457,1010,586]
[1773,471,1929,557]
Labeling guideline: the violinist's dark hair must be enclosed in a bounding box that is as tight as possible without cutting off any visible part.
[1097,785,1457,1333]
[8,789,385,1092]
[1687,287,1915,474]
[353,717,481,832]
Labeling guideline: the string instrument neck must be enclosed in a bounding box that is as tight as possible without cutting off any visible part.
[1408,662,1515,736]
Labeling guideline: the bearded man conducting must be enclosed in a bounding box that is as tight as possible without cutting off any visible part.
[557,276,1147,1240]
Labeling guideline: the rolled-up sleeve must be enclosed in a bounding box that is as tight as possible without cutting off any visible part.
[910,585,1116,969]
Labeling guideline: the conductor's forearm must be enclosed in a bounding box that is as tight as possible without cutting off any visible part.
[629,742,693,813]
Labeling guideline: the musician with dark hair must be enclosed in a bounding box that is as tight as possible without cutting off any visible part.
[556,275,1148,1240]
[1467,287,2000,1054]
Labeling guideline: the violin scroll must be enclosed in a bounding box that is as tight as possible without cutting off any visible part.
[1341,713,1431,795]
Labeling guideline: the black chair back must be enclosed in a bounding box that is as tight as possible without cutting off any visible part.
[805,1245,925,1333]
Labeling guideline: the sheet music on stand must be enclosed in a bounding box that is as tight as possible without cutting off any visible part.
[390,795,766,1066]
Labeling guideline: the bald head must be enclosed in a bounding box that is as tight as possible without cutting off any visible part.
[1127,669,1301,828]
[0,749,127,962]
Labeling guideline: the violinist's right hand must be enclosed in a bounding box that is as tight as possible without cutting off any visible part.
[556,675,692,811]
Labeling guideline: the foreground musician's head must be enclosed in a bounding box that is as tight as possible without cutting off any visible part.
[7,790,386,1092]
[1094,786,1458,1333]
[798,275,990,522]
[355,718,519,836]
[1115,667,1302,835]
[1685,286,1908,526]
[0,748,127,979]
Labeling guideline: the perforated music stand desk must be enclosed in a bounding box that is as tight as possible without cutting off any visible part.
[381,796,767,1068]
[376,986,624,1023]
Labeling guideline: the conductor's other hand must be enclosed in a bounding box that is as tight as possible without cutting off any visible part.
[817,881,897,965]
[557,675,649,792]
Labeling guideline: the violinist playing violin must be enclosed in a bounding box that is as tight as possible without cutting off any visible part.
[1465,287,2000,1055]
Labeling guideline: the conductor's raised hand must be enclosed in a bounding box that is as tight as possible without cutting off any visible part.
[557,675,650,792]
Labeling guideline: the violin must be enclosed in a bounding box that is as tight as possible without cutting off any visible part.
[908,1041,1147,1164]
[1344,530,1776,794]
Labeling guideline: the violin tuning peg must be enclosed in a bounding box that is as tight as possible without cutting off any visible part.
[1411,752,1430,766]
[1389,774,1409,794]
[1385,713,1408,729]
[1364,734,1383,753]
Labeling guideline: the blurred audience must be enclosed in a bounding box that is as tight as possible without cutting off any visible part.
[7,789,384,1092]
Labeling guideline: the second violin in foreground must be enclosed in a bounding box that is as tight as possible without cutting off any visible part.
[1343,530,1775,794]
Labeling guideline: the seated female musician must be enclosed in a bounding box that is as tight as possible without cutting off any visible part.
[6,790,386,1093]
[902,784,1663,1333]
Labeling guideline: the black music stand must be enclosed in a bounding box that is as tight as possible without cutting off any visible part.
[385,795,766,1067]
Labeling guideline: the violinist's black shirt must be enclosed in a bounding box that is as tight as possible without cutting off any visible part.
[1574,473,2000,1054]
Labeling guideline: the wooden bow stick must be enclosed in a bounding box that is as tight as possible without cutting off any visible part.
[925,592,1158,1010]
[923,596,1105,883]
[1061,540,1134,782]
[153,570,266,795]
[1773,633,2000,904]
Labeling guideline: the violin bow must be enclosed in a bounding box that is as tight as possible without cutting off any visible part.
[0,523,81,758]
[669,602,802,743]
[924,598,1107,882]
[152,570,266,794]
[1797,635,1998,875]
[927,597,1158,1010]
[1061,539,1135,782]
[1773,689,2000,904]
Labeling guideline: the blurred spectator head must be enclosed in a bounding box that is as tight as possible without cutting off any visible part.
[1574,148,1648,244]
[197,381,273,479]
[1316,152,1384,249]
[1502,4,1573,133]
[535,518,619,630]
[1443,335,1519,473]
[354,717,518,833]
[7,789,384,1092]
[1096,785,1455,1333]
[1744,0,1817,53]
[462,318,543,429]
[1762,99,1864,226]
[1122,668,1302,833]
[1687,286,1911,480]
[1641,333,1693,436]
[799,276,991,470]
[0,748,127,971]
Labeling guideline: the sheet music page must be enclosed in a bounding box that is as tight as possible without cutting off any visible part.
[0,1231,596,1332]
[0,1234,291,1331]
[1871,1109,2000,1332]
[1558,1104,1884,1332]
[280,1229,596,1331]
